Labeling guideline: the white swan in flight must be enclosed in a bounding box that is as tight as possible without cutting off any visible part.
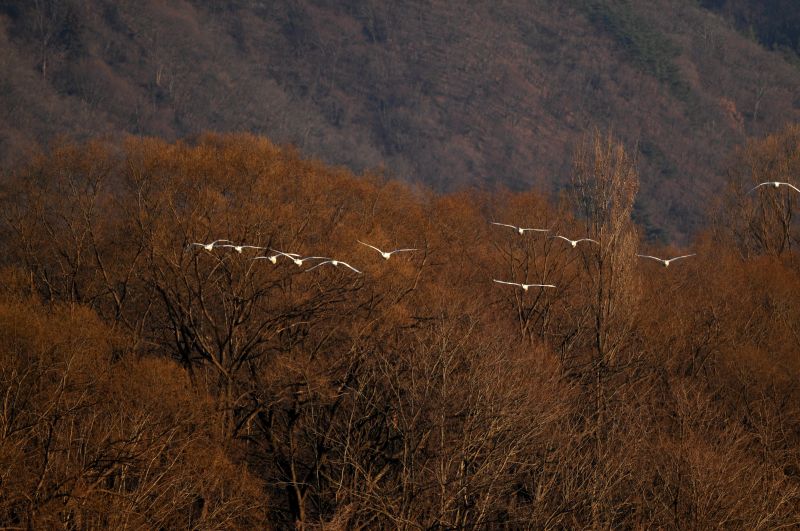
[187,239,232,251]
[552,235,598,248]
[749,182,800,194]
[636,253,696,267]
[252,252,300,265]
[219,244,264,253]
[490,222,550,235]
[270,250,328,266]
[306,260,363,274]
[493,279,556,291]
[357,240,418,259]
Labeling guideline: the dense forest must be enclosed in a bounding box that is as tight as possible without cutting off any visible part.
[2,0,800,241]
[1,126,799,528]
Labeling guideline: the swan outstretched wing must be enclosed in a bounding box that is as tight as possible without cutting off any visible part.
[748,182,770,193]
[490,222,518,230]
[337,261,363,274]
[307,260,362,274]
[270,249,302,259]
[220,244,263,251]
[188,239,231,249]
[306,261,331,272]
[493,279,523,287]
[637,254,664,263]
[357,240,384,254]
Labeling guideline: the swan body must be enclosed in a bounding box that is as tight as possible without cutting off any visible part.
[220,244,264,253]
[358,240,418,259]
[749,182,800,194]
[636,253,696,267]
[187,239,232,251]
[307,260,362,274]
[493,279,556,291]
[490,222,550,235]
[552,235,598,248]
[270,250,327,266]
[253,251,300,264]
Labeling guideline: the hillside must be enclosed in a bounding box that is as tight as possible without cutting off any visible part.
[1,0,799,241]
[702,0,800,59]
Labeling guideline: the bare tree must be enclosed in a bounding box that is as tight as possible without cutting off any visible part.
[715,124,800,257]
[570,129,641,527]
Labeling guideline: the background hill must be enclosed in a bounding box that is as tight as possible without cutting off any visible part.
[702,0,800,58]
[1,0,799,241]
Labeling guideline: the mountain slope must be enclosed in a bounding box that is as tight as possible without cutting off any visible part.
[1,0,799,241]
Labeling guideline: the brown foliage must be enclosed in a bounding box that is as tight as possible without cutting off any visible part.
[0,277,266,528]
[715,123,800,257]
[1,130,800,528]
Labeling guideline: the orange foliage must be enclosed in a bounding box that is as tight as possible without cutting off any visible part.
[0,130,799,527]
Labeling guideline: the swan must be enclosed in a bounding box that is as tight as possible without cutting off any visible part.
[748,182,800,194]
[219,244,264,253]
[493,279,556,291]
[636,253,696,267]
[552,235,598,248]
[490,222,550,235]
[270,250,328,266]
[306,260,363,274]
[252,251,300,264]
[357,240,418,259]
[187,239,232,251]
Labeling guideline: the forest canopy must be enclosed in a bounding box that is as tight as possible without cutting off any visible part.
[1,128,800,528]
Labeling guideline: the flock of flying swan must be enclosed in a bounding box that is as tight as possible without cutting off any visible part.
[490,223,699,290]
[186,180,799,292]
[185,239,417,276]
[490,180,800,291]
